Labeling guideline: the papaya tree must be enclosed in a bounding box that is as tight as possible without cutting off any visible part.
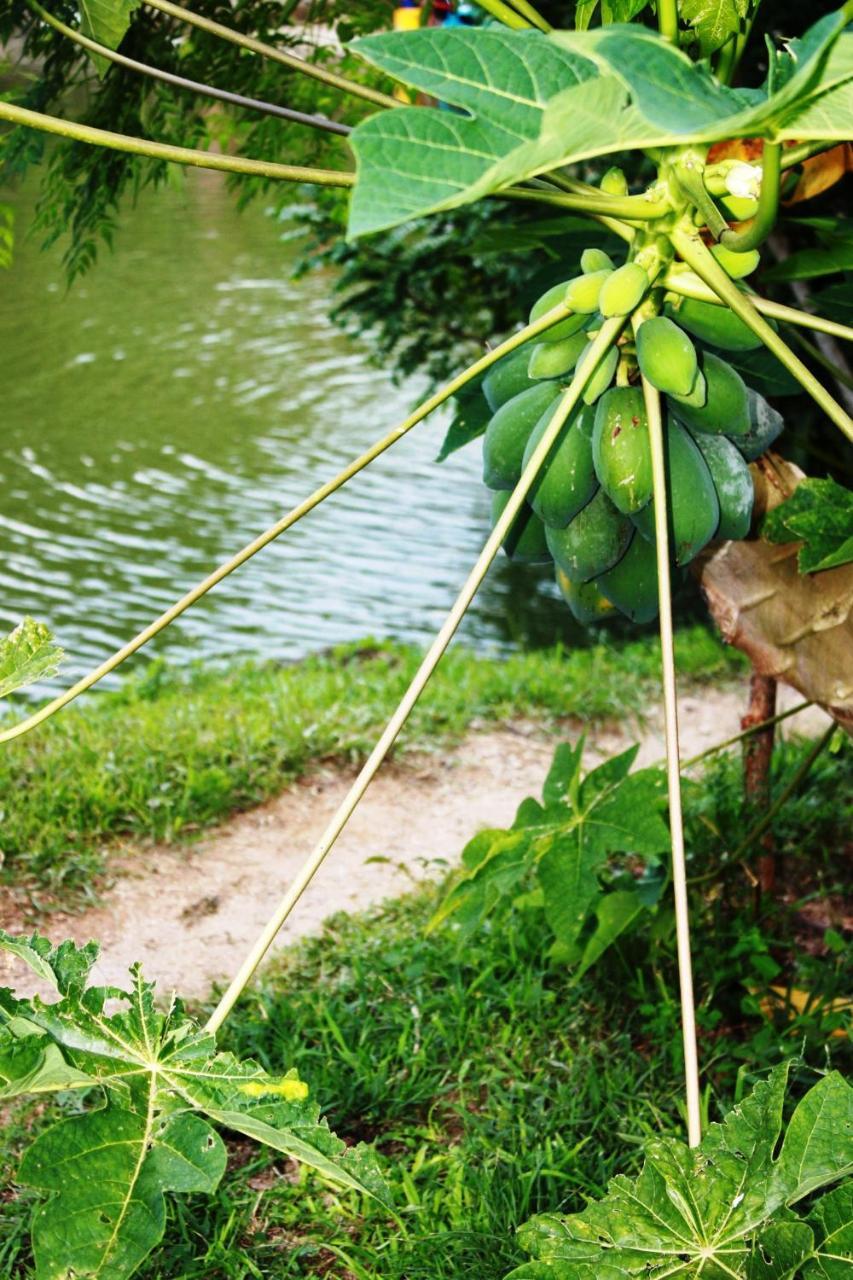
[0,1,851,1276]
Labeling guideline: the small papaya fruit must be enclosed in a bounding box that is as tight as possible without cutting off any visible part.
[668,351,750,436]
[600,166,629,196]
[720,193,759,221]
[482,383,562,490]
[592,386,652,515]
[523,404,598,528]
[665,294,763,352]
[735,388,784,460]
[529,282,590,343]
[527,330,588,380]
[580,247,615,274]
[710,243,760,280]
[596,531,659,623]
[482,346,535,412]
[565,270,613,314]
[555,566,614,623]
[576,341,620,405]
[635,316,698,398]
[545,488,633,582]
[630,418,720,564]
[491,493,552,564]
[689,429,754,541]
[598,262,649,318]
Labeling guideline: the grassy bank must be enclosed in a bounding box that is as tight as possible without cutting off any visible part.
[0,627,743,891]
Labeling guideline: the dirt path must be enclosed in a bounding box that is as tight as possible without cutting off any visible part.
[2,686,827,1000]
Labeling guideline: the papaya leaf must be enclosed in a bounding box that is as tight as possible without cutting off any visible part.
[79,0,141,75]
[762,478,853,573]
[429,740,668,969]
[0,934,389,1280]
[436,373,491,462]
[0,618,63,701]
[805,1182,853,1278]
[510,1062,853,1280]
[681,0,743,58]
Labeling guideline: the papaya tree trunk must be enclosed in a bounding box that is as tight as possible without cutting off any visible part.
[741,670,778,899]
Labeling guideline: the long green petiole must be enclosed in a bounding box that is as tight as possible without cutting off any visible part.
[663,269,853,345]
[145,0,398,110]
[500,186,669,222]
[474,0,533,27]
[675,157,730,242]
[0,101,355,186]
[26,0,351,137]
[680,700,813,771]
[205,317,626,1034]
[635,356,702,1149]
[657,0,679,42]
[720,142,781,253]
[0,305,574,746]
[671,225,853,444]
[505,0,552,32]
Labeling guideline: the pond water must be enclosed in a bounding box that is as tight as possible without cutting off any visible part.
[1,172,583,697]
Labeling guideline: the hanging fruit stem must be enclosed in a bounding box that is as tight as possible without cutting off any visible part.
[205,317,626,1034]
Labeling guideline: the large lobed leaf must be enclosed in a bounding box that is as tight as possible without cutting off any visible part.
[509,1060,853,1279]
[348,11,853,237]
[428,739,669,970]
[0,931,388,1280]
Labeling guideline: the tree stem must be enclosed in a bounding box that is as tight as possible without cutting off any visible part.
[720,142,781,253]
[27,0,351,137]
[145,0,399,109]
[0,304,573,746]
[741,672,778,901]
[636,360,702,1149]
[670,225,853,444]
[0,100,354,186]
[205,317,626,1034]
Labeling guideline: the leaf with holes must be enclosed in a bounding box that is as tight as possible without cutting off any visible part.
[509,1061,853,1280]
[0,618,63,701]
[763,478,853,573]
[0,931,388,1280]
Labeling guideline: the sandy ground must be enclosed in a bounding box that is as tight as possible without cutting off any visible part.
[1,685,828,1001]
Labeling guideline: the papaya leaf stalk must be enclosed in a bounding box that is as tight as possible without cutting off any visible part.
[663,270,853,345]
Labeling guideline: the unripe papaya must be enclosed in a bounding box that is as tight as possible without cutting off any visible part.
[565,270,613,314]
[673,366,707,408]
[735,388,784,460]
[720,193,759,221]
[668,351,750,436]
[545,488,633,583]
[529,282,590,343]
[555,566,614,623]
[600,166,628,197]
[482,346,535,412]
[598,262,649,318]
[523,404,597,528]
[527,330,588,380]
[576,341,620,405]
[491,493,552,564]
[592,386,652,515]
[665,294,763,352]
[596,531,659,623]
[581,247,615,274]
[710,244,760,280]
[689,429,754,541]
[482,383,562,490]
[630,419,719,565]
[635,316,698,398]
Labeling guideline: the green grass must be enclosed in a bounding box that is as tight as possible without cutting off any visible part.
[0,626,742,892]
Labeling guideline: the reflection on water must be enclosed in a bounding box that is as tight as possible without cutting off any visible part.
[1,172,581,697]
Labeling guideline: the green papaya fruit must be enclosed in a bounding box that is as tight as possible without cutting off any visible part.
[482,383,562,490]
[598,262,650,318]
[482,346,535,412]
[522,403,598,529]
[673,366,707,408]
[600,166,628,197]
[491,493,552,564]
[592,386,652,515]
[596,531,659,623]
[689,429,754,541]
[555,566,614,623]
[668,351,750,436]
[665,294,763,352]
[530,282,590,343]
[710,244,760,279]
[565,270,613,314]
[545,488,633,583]
[576,341,620,405]
[581,247,615,274]
[527,330,588,380]
[630,418,719,564]
[720,193,759,221]
[635,316,699,398]
[735,388,784,460]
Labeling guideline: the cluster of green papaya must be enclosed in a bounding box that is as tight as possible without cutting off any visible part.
[479,238,783,626]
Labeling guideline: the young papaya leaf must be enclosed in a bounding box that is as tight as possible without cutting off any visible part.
[571,888,648,981]
[681,0,743,58]
[79,0,141,75]
[805,1181,853,1278]
[511,1062,853,1280]
[762,478,853,573]
[0,934,390,1280]
[0,618,63,701]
